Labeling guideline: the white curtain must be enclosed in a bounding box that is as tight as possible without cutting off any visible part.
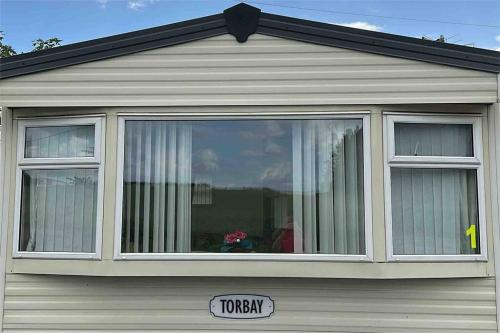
[391,168,478,255]
[21,169,98,252]
[273,196,289,229]
[394,123,473,157]
[20,124,98,253]
[292,120,365,254]
[122,121,192,253]
[391,123,479,255]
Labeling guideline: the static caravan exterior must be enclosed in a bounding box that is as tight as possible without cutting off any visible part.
[0,3,500,332]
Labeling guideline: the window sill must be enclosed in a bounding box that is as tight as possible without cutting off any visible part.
[389,254,487,262]
[12,251,101,260]
[7,259,493,279]
[115,253,372,262]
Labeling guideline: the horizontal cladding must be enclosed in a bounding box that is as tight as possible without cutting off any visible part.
[0,34,497,106]
[3,274,497,332]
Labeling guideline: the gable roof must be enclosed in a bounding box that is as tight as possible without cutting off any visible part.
[1,3,499,79]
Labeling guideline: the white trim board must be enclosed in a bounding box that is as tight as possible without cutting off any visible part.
[488,103,500,333]
[0,107,12,332]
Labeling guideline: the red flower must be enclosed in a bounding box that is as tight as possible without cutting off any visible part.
[224,230,247,244]
[224,233,238,244]
[234,230,247,240]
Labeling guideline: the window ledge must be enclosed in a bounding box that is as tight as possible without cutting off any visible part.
[8,259,493,279]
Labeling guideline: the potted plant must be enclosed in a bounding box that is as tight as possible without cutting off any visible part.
[221,230,253,253]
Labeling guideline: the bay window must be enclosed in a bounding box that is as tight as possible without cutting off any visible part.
[384,115,486,261]
[115,116,372,259]
[14,117,105,258]
[9,111,490,268]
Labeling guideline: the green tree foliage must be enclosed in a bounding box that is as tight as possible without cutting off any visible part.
[32,37,62,51]
[0,33,63,58]
[0,31,17,57]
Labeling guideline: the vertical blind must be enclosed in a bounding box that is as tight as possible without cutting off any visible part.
[292,120,365,254]
[391,122,479,255]
[122,121,192,253]
[19,124,99,253]
[395,123,473,157]
[20,169,98,252]
[391,168,478,255]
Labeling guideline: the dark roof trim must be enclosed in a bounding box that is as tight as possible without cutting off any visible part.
[0,13,227,79]
[258,12,500,73]
[1,3,499,78]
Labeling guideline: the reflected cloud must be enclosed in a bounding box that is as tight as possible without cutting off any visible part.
[266,120,285,137]
[241,149,265,157]
[260,161,292,181]
[264,141,283,154]
[196,148,219,172]
[239,120,285,140]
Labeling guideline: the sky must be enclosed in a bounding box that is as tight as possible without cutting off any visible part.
[0,0,499,54]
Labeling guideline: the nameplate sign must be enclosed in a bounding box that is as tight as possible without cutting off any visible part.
[210,294,274,319]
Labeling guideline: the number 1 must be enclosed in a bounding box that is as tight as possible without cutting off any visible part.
[466,225,477,249]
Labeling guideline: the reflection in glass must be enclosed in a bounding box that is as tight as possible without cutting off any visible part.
[25,125,95,158]
[394,123,473,157]
[19,169,98,252]
[121,119,365,255]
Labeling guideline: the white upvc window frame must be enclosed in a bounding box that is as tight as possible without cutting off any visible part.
[114,112,373,262]
[13,116,105,259]
[384,113,487,262]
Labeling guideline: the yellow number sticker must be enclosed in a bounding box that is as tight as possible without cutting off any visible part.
[466,225,477,249]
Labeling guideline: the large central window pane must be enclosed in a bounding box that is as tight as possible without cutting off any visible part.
[121,119,365,255]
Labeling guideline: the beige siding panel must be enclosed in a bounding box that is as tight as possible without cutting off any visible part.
[0,34,497,107]
[3,274,497,332]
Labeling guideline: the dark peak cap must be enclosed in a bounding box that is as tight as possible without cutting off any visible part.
[224,3,261,43]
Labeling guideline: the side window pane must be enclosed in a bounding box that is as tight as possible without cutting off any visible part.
[121,119,365,255]
[394,123,473,157]
[391,168,479,255]
[25,125,95,158]
[19,169,98,253]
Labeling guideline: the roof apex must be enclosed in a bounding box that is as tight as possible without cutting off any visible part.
[224,3,261,43]
[1,3,499,78]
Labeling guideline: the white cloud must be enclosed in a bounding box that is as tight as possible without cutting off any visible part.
[127,0,158,11]
[335,21,382,32]
[239,130,265,140]
[239,121,285,140]
[265,120,285,137]
[260,161,291,181]
[264,141,283,154]
[96,0,108,8]
[197,148,219,172]
[492,35,500,51]
[240,149,264,157]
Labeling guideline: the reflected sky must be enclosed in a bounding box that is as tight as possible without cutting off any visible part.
[123,118,363,193]
[191,120,293,192]
[25,125,95,158]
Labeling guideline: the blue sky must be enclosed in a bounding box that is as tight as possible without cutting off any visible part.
[1,0,499,53]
